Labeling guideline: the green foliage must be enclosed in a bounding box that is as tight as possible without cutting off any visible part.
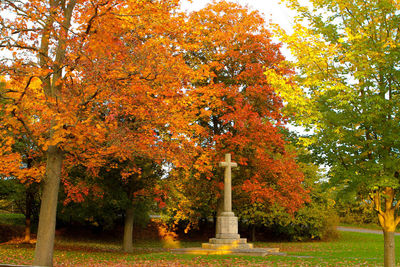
[162,169,219,232]
[0,179,17,211]
[0,213,25,226]
[264,201,339,241]
[0,212,25,243]
[58,158,163,231]
[57,164,127,230]
[282,0,400,197]
[240,190,338,241]
[335,197,377,225]
[0,179,39,220]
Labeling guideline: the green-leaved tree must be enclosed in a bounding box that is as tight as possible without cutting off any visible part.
[275,0,400,266]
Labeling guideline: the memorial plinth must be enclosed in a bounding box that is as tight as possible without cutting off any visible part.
[215,212,240,239]
[201,154,253,249]
[172,153,283,256]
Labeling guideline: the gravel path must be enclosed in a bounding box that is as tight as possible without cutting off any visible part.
[337,226,400,235]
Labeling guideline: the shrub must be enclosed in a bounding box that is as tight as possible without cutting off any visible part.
[335,199,377,226]
[254,201,339,241]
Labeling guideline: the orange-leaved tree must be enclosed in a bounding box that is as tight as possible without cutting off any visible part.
[0,0,198,265]
[165,1,308,231]
[0,78,42,243]
[69,0,201,253]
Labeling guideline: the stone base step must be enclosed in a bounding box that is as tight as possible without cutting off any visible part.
[208,238,248,244]
[202,242,253,249]
[172,247,284,256]
[202,237,253,249]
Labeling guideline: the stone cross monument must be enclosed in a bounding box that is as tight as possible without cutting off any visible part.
[172,152,282,255]
[215,153,240,239]
[202,153,252,248]
[219,153,237,216]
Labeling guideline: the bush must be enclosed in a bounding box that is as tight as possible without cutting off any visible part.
[335,200,377,226]
[256,202,339,241]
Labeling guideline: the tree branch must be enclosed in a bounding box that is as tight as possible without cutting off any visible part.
[10,109,43,154]
[373,190,385,217]
[17,76,34,104]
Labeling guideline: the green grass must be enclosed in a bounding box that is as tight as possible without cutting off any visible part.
[0,231,397,266]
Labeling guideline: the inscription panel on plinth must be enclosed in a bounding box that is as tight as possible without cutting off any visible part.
[216,215,240,239]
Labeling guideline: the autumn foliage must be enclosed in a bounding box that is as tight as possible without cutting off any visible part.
[0,0,308,265]
[165,1,308,229]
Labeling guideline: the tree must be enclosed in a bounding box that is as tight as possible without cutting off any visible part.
[164,1,308,232]
[58,157,164,253]
[0,78,42,243]
[0,0,195,265]
[238,145,338,242]
[72,0,198,252]
[0,1,124,264]
[278,0,400,265]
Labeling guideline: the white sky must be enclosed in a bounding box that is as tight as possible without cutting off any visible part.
[180,0,301,34]
[180,0,312,63]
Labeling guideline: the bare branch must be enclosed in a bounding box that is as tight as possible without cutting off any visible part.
[395,216,400,228]
[17,76,34,104]
[0,43,39,52]
[2,0,29,17]
[11,29,40,34]
[78,89,101,108]
[373,190,385,217]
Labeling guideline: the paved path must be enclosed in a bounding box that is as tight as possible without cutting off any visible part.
[337,226,400,236]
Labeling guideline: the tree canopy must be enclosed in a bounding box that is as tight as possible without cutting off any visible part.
[0,0,308,265]
[165,1,308,230]
[278,0,400,266]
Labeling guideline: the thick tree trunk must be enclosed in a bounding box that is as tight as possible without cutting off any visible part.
[384,230,395,267]
[374,188,399,267]
[33,146,63,267]
[122,204,134,253]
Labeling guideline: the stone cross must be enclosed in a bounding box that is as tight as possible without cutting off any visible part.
[219,153,237,213]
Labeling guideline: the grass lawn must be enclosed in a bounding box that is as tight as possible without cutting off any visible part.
[0,231,396,266]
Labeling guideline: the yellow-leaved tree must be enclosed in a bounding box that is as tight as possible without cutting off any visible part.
[269,0,400,266]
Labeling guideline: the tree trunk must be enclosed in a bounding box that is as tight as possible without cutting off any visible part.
[33,146,63,267]
[375,187,398,267]
[24,217,31,243]
[213,212,217,233]
[24,214,31,243]
[122,204,134,253]
[24,165,33,243]
[251,224,256,242]
[384,230,396,267]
